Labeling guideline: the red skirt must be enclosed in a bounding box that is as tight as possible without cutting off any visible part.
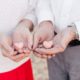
[0,59,34,80]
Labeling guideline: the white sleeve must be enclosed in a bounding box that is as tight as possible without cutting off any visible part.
[35,0,54,24]
[24,10,37,26]
[74,21,80,40]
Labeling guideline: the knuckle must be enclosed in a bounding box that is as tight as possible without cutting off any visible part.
[34,32,39,38]
[57,44,65,52]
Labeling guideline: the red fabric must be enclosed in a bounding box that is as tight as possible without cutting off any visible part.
[0,59,34,80]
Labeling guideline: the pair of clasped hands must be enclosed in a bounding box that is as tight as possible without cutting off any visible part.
[0,19,76,62]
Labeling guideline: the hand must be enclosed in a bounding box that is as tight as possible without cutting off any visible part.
[35,27,76,59]
[33,21,54,49]
[0,35,30,62]
[12,19,33,53]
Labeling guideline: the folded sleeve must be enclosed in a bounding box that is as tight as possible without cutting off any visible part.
[35,0,54,25]
[24,10,37,26]
[74,21,80,40]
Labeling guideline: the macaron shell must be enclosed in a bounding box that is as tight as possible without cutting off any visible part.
[43,41,53,49]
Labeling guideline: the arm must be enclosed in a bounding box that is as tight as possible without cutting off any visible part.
[33,0,55,50]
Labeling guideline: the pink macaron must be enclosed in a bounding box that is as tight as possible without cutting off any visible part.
[43,41,53,49]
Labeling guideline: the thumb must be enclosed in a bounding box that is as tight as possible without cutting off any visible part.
[27,34,33,50]
[13,32,24,43]
[33,34,40,50]
[13,42,24,50]
[12,31,24,50]
[0,36,13,53]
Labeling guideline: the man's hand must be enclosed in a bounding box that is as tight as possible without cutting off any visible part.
[33,21,54,49]
[35,27,77,59]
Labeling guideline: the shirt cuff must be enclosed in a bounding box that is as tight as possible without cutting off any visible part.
[24,13,37,26]
[74,21,80,40]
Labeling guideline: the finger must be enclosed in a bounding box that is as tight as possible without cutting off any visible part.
[27,34,33,50]
[0,37,13,53]
[13,42,24,50]
[35,48,54,55]
[23,48,30,54]
[34,51,47,59]
[10,51,18,56]
[17,48,31,57]
[34,51,48,59]
[1,48,8,57]
[41,54,48,59]
[35,45,64,55]
[33,34,40,50]
[1,43,13,53]
[1,47,17,57]
[24,53,30,57]
[38,44,43,48]
[34,52,42,58]
[18,49,24,53]
[10,53,26,62]
[12,30,24,43]
[1,43,14,55]
[12,31,24,51]
[47,55,53,59]
[53,54,56,57]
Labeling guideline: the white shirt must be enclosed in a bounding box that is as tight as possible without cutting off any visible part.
[0,0,53,73]
[50,0,80,39]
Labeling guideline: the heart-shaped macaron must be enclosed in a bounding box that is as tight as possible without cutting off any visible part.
[43,41,53,49]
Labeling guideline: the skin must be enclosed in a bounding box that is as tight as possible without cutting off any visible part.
[33,21,55,58]
[35,27,77,59]
[0,19,33,62]
[33,21,54,49]
[1,20,77,61]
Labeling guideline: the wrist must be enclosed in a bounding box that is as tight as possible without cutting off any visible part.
[19,19,33,31]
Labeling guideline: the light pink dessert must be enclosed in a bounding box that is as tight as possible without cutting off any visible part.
[43,41,53,49]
